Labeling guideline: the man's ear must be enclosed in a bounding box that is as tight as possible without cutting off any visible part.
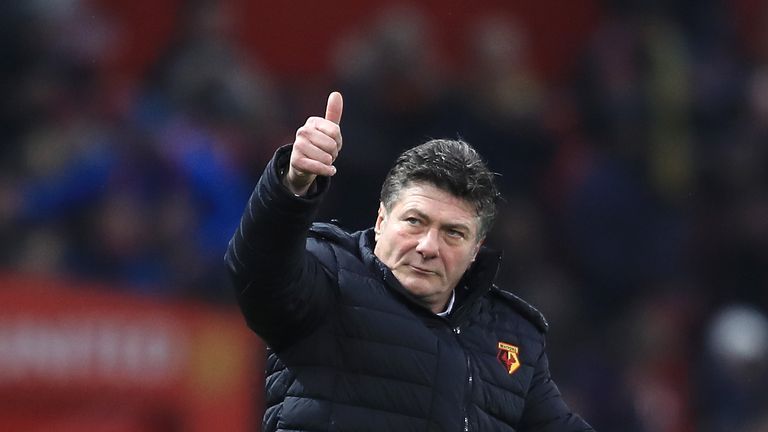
[374,202,386,241]
[471,237,485,262]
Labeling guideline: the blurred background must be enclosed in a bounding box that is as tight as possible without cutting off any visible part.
[1,0,767,430]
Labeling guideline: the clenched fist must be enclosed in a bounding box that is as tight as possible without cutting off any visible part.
[284,92,344,196]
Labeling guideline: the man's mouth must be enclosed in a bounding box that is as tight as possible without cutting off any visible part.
[409,265,437,275]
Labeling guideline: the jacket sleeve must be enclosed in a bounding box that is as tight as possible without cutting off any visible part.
[519,350,594,432]
[224,145,336,350]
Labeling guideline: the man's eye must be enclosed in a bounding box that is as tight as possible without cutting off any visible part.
[405,217,420,225]
[447,230,465,239]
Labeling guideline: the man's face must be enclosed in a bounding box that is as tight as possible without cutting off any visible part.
[373,182,483,313]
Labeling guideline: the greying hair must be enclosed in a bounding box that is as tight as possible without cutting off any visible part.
[379,139,499,239]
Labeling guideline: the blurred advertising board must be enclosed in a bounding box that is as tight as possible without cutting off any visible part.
[0,273,264,432]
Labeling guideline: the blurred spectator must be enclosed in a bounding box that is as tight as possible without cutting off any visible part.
[0,0,120,278]
[563,7,694,321]
[693,66,768,308]
[131,0,282,299]
[448,14,554,199]
[327,4,450,228]
[624,291,698,432]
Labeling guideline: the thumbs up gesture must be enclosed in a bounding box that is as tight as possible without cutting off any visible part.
[284,92,344,196]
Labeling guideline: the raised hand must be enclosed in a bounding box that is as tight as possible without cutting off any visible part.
[284,92,343,196]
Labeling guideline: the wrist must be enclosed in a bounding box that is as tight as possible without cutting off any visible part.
[280,169,313,197]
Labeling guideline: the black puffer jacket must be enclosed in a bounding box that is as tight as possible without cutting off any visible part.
[226,146,593,431]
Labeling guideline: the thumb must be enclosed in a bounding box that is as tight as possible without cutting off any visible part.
[325,91,343,124]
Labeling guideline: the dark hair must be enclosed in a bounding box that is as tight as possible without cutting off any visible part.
[379,139,499,238]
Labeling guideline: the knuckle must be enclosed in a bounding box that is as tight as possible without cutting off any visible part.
[315,119,333,134]
[329,123,341,137]
[322,138,334,149]
[292,139,308,153]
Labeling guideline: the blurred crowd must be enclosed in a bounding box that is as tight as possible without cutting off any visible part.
[1,0,767,430]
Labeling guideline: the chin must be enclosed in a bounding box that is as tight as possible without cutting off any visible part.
[400,278,439,298]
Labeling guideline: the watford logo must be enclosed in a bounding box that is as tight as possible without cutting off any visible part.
[497,342,521,375]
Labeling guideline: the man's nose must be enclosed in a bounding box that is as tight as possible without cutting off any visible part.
[416,229,439,258]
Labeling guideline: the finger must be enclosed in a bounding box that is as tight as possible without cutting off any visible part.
[314,120,342,146]
[292,158,337,177]
[296,124,340,158]
[294,139,334,166]
[324,91,343,125]
[312,125,342,157]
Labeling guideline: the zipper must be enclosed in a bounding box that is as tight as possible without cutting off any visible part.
[454,325,473,432]
[464,352,473,431]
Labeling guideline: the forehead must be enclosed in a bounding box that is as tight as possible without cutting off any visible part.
[390,183,479,227]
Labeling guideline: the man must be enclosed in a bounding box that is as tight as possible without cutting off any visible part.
[226,92,593,431]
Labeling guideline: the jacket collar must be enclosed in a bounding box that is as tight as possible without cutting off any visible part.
[358,228,502,319]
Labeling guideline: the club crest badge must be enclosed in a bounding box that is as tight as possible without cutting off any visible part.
[497,341,521,375]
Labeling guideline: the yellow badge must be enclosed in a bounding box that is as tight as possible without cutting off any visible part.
[497,342,521,375]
